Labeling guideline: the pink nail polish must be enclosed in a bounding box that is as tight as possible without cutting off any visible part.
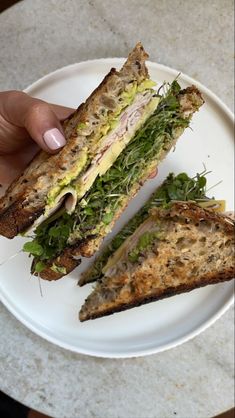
[43,128,66,150]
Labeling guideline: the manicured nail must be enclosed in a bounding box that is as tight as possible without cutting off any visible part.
[43,128,66,150]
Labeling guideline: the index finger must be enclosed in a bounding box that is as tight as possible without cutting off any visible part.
[49,103,75,121]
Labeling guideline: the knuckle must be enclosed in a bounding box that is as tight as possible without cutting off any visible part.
[8,90,26,101]
[9,89,23,97]
[30,101,47,115]
[25,100,48,122]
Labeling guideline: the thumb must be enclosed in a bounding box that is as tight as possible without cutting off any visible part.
[25,100,67,153]
[0,91,68,153]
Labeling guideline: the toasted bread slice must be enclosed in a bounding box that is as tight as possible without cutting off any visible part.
[79,203,235,321]
[0,43,149,238]
[33,85,204,281]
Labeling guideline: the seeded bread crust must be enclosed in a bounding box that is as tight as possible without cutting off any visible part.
[34,86,204,281]
[0,43,149,239]
[79,203,235,321]
[156,201,235,234]
[79,269,234,321]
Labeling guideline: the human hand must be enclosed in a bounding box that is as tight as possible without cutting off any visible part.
[0,91,74,187]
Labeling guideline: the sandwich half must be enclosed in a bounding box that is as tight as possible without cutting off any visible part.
[78,170,226,286]
[0,42,153,238]
[79,202,234,321]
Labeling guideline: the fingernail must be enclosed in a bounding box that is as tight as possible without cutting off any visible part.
[43,128,66,150]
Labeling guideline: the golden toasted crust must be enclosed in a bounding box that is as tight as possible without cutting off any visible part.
[154,201,235,235]
[79,203,235,321]
[32,249,81,281]
[0,43,149,239]
[79,270,234,321]
[0,201,44,239]
[33,240,89,280]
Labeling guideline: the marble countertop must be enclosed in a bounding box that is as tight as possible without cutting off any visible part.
[0,1,234,417]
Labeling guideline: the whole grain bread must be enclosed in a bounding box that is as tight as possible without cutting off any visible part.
[79,202,235,321]
[0,43,149,239]
[35,85,204,281]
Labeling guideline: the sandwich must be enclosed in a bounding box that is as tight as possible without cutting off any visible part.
[0,43,204,280]
[79,198,234,322]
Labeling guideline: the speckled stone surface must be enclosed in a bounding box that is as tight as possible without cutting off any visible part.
[0,1,234,417]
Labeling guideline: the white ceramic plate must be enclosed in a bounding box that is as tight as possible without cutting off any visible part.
[0,59,234,358]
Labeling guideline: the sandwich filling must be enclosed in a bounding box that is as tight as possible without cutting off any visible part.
[73,91,159,202]
[23,81,203,273]
[25,81,157,234]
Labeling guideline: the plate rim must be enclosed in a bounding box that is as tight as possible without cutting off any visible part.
[1,58,234,358]
[1,282,234,358]
[24,57,234,122]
